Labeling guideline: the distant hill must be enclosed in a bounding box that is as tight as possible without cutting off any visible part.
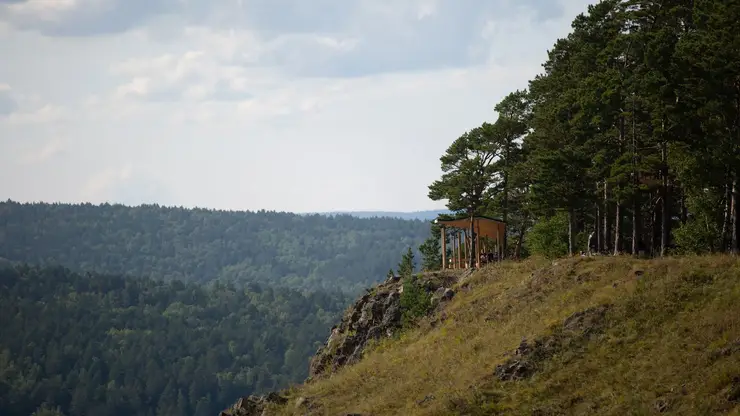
[313,210,452,221]
[0,201,431,293]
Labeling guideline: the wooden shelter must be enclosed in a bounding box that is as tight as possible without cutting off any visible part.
[434,216,506,270]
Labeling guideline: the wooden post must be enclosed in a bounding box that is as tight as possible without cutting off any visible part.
[441,226,446,270]
[462,230,467,269]
[457,231,462,269]
[476,224,481,268]
[496,227,501,262]
[451,231,456,269]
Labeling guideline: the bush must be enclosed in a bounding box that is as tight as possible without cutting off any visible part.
[673,217,721,254]
[525,212,569,259]
[399,276,432,327]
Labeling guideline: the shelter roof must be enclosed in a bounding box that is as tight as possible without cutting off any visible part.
[433,215,506,240]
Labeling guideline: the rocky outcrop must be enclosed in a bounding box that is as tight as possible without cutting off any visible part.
[218,269,467,415]
[494,304,611,381]
[308,270,464,380]
[218,392,288,416]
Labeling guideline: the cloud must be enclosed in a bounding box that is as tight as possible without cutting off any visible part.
[0,0,596,212]
[80,164,134,200]
[21,137,65,164]
[1,1,568,78]
[0,84,17,115]
[0,0,173,36]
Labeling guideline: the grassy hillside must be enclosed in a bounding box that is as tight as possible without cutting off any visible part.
[265,256,740,415]
[0,201,430,293]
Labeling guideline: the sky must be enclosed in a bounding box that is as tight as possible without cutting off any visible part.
[0,0,595,213]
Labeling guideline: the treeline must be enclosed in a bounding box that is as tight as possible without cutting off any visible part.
[0,201,429,293]
[0,264,350,416]
[424,0,740,259]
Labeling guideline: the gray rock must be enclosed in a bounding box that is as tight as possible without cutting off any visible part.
[308,271,464,379]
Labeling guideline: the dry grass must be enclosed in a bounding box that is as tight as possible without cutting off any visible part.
[270,255,740,416]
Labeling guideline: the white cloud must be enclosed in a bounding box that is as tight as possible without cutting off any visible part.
[4,104,66,125]
[21,137,65,164]
[0,0,596,212]
[80,163,134,200]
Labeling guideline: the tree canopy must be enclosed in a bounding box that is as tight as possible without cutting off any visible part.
[0,264,349,416]
[426,0,740,259]
[0,201,429,293]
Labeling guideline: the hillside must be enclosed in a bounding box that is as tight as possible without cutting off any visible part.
[0,264,350,416]
[226,256,740,415]
[0,201,430,293]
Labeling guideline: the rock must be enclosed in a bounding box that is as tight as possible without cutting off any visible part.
[431,287,455,306]
[308,271,464,379]
[494,305,610,382]
[494,359,533,381]
[417,394,435,406]
[220,393,288,416]
[654,398,669,413]
[727,377,740,402]
[562,304,611,335]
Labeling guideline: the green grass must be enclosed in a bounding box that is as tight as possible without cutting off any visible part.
[267,255,740,415]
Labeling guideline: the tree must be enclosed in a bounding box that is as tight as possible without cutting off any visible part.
[487,90,532,256]
[429,124,500,267]
[397,248,415,277]
[419,222,444,271]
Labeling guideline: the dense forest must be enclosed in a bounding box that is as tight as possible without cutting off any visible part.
[0,264,350,416]
[3,1,740,415]
[0,201,429,293]
[422,0,740,262]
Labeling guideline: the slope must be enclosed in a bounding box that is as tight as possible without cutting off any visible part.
[242,255,740,415]
[0,201,430,293]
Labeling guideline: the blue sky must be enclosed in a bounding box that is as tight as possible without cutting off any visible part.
[0,0,594,213]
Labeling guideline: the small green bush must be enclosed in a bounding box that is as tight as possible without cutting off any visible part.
[399,276,432,327]
[525,212,569,259]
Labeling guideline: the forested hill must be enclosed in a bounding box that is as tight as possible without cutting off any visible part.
[0,201,430,293]
[0,264,350,416]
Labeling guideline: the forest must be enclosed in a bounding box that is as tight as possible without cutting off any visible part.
[3,0,739,415]
[0,264,350,416]
[0,201,429,293]
[422,0,740,262]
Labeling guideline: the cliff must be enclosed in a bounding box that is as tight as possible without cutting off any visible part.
[220,255,740,415]
[219,268,469,416]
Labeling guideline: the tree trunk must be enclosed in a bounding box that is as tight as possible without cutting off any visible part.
[614,201,622,255]
[660,140,669,256]
[732,176,739,255]
[722,179,732,252]
[469,215,477,268]
[603,180,611,254]
[514,225,526,259]
[631,92,641,257]
[632,194,641,257]
[568,208,575,256]
[502,154,509,258]
[651,192,659,257]
[596,182,602,253]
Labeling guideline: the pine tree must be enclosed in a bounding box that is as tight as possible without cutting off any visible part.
[429,124,500,266]
[397,248,415,277]
[419,222,444,271]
